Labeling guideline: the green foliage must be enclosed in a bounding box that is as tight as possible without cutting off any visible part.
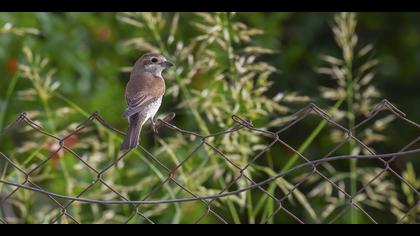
[0,13,419,224]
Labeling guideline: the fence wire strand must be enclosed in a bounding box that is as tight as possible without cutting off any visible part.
[0,99,419,224]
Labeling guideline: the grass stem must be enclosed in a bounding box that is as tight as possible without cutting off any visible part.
[0,72,20,132]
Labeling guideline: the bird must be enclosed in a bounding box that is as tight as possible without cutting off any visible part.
[120,53,174,151]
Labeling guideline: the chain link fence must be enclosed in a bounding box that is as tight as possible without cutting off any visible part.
[0,99,419,224]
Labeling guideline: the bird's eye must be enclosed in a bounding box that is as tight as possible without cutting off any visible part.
[151,58,158,63]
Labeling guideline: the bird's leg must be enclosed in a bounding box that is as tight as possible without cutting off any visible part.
[151,118,159,136]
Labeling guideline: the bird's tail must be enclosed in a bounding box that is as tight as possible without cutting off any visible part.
[120,114,145,151]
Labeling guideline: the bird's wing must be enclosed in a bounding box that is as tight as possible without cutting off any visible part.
[123,93,158,117]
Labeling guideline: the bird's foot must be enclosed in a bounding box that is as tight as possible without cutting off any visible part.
[151,120,159,136]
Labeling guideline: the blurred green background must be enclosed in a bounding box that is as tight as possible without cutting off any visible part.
[1,13,420,129]
[0,13,419,224]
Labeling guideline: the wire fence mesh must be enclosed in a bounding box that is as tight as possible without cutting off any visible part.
[0,99,419,224]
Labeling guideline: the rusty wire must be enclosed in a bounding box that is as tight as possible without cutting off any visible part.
[0,99,419,224]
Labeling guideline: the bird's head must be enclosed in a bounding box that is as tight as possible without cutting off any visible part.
[137,53,174,77]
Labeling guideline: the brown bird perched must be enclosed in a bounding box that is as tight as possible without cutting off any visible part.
[120,53,174,151]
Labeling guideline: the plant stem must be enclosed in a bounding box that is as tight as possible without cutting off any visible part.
[346,62,358,224]
[222,12,237,77]
[0,72,20,132]
[40,96,55,132]
[281,98,345,172]
[52,92,90,117]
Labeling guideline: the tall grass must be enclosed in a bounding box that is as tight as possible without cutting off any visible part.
[118,12,312,223]
[306,12,418,223]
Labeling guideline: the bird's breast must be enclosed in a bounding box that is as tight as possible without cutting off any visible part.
[141,96,163,120]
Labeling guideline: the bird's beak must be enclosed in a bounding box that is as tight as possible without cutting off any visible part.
[161,60,174,68]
